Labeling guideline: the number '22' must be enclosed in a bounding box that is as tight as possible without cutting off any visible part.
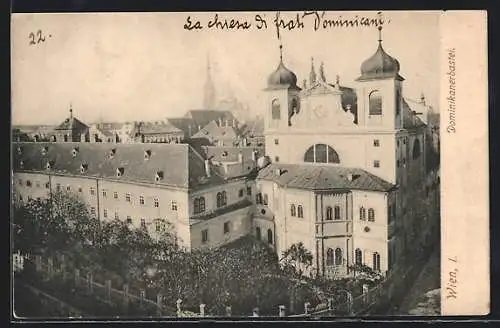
[29,30,46,45]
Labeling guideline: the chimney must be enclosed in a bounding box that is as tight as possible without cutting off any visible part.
[232,119,236,128]
[238,152,243,164]
[198,125,201,131]
[302,79,307,89]
[188,125,192,137]
[251,150,257,162]
[204,159,211,178]
[218,118,222,127]
[225,119,229,127]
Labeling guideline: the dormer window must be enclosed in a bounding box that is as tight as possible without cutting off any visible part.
[155,171,164,182]
[46,161,54,170]
[41,146,48,155]
[17,147,22,155]
[116,167,124,177]
[72,147,79,157]
[109,148,116,158]
[222,151,228,158]
[144,150,152,160]
[19,160,24,169]
[80,163,88,174]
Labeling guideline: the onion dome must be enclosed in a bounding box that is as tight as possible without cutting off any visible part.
[267,45,299,88]
[357,26,403,81]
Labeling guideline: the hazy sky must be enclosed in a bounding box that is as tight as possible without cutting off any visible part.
[11,11,440,125]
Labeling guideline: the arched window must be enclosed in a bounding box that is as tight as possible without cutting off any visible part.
[63,135,68,142]
[267,229,273,244]
[291,97,300,114]
[412,139,421,159]
[368,208,375,222]
[334,248,343,265]
[355,248,363,265]
[297,205,304,218]
[395,89,401,116]
[271,99,281,120]
[326,248,334,266]
[256,227,261,240]
[334,206,341,220]
[304,144,340,164]
[369,90,382,115]
[373,252,381,271]
[360,207,366,220]
[290,204,296,217]
[326,206,333,220]
[199,197,206,213]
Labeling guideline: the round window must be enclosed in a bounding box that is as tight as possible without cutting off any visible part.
[261,209,266,215]
[364,226,370,232]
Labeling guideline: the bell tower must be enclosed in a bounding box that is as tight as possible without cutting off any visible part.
[355,26,404,131]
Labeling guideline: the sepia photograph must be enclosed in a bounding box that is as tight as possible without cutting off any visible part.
[11,10,455,319]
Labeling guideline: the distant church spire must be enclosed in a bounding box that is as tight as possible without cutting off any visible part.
[203,54,216,109]
[319,62,326,82]
[69,102,73,119]
[309,57,317,85]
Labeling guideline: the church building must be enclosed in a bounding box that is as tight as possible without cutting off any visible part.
[253,26,427,278]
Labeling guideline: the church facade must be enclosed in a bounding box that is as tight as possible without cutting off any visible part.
[253,27,427,278]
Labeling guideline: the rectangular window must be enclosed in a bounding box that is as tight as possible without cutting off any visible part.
[238,189,244,198]
[114,192,118,199]
[171,201,178,211]
[102,189,107,197]
[246,187,252,196]
[223,221,230,234]
[90,187,96,195]
[275,156,280,162]
[373,139,380,147]
[103,209,108,218]
[114,212,119,220]
[126,216,132,224]
[26,180,32,187]
[18,179,22,185]
[373,160,380,168]
[139,196,145,205]
[140,218,146,229]
[56,183,61,191]
[274,138,279,145]
[78,187,83,193]
[90,207,96,216]
[154,198,159,208]
[45,182,50,189]
[35,181,40,188]
[125,193,131,202]
[155,220,162,232]
[67,186,71,191]
[201,229,209,243]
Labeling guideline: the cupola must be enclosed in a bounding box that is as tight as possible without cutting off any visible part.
[267,45,300,89]
[357,26,403,81]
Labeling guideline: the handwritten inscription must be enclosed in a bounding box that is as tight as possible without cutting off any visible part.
[184,11,388,40]
[28,30,51,46]
[446,256,458,300]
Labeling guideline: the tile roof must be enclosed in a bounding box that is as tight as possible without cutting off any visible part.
[183,109,235,127]
[402,98,427,130]
[11,142,232,190]
[257,163,395,192]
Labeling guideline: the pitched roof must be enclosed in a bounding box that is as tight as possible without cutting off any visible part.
[11,142,232,190]
[139,122,183,135]
[191,120,239,140]
[165,118,195,136]
[257,163,395,192]
[55,117,89,131]
[200,146,264,163]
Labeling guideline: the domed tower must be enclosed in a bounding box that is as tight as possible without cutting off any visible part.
[264,44,301,131]
[355,26,404,130]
